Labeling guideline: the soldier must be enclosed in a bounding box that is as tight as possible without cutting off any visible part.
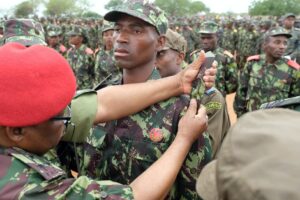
[192,21,238,97]
[94,21,122,87]
[219,19,238,55]
[196,108,300,200]
[156,28,230,158]
[180,20,199,63]
[46,24,67,55]
[234,27,300,117]
[2,18,47,46]
[0,42,208,199]
[66,25,95,89]
[80,1,216,199]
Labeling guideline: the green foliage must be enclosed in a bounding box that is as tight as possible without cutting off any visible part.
[155,0,209,16]
[105,0,124,10]
[249,0,300,16]
[81,11,102,18]
[44,0,76,16]
[14,1,34,17]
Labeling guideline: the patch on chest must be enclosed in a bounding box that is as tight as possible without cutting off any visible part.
[149,128,164,143]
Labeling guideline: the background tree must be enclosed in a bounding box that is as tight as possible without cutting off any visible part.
[155,0,209,16]
[249,0,300,17]
[44,0,77,16]
[105,0,124,10]
[14,0,44,17]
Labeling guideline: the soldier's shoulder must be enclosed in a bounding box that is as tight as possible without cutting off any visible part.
[286,59,300,70]
[247,55,260,62]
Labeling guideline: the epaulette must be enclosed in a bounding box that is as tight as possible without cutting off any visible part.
[205,87,216,95]
[247,55,260,62]
[85,47,94,55]
[190,49,201,57]
[223,50,234,58]
[287,60,300,70]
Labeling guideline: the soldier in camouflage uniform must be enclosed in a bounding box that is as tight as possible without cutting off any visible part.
[80,1,216,199]
[237,21,260,69]
[66,25,95,89]
[0,41,210,199]
[219,20,238,55]
[46,24,67,56]
[2,18,47,46]
[94,21,122,87]
[234,27,300,117]
[281,13,300,63]
[156,28,230,158]
[192,21,238,97]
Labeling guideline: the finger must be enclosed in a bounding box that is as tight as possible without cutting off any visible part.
[186,98,198,117]
[212,60,218,69]
[190,50,205,70]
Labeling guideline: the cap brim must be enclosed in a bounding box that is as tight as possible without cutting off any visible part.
[5,36,47,46]
[271,33,292,38]
[196,160,218,200]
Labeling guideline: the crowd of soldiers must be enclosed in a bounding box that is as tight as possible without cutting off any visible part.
[0,0,300,199]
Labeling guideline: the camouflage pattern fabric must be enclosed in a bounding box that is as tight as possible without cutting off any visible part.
[234,54,300,117]
[81,69,212,200]
[51,43,67,56]
[219,27,238,54]
[284,27,300,63]
[66,44,95,89]
[3,18,46,46]
[104,0,168,35]
[0,147,134,199]
[94,49,122,86]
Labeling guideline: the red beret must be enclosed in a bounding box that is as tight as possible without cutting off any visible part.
[0,43,76,127]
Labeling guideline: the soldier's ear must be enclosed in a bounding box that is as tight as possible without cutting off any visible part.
[5,127,25,143]
[157,35,166,52]
[176,52,185,65]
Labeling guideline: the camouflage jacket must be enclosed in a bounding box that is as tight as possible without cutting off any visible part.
[0,146,134,199]
[66,44,95,89]
[220,28,238,54]
[234,54,300,117]
[50,43,67,56]
[81,69,212,200]
[94,49,122,86]
[284,27,300,58]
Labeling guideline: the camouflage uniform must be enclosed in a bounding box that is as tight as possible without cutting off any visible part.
[0,88,134,199]
[219,20,238,55]
[234,54,300,117]
[82,69,212,200]
[66,25,95,89]
[46,24,67,56]
[94,22,122,86]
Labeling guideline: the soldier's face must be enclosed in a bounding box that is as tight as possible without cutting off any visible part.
[69,35,83,46]
[102,30,114,50]
[264,36,288,59]
[47,36,59,46]
[200,34,217,52]
[113,14,161,69]
[156,49,182,78]
[283,17,295,29]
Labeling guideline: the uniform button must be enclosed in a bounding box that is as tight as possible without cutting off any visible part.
[100,191,108,198]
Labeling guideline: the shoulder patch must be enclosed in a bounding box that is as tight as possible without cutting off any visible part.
[85,47,94,55]
[247,55,260,62]
[223,50,234,58]
[287,60,300,70]
[205,102,222,111]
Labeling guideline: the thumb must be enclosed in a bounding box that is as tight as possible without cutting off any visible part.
[190,50,205,71]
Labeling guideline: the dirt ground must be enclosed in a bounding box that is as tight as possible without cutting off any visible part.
[226,93,237,125]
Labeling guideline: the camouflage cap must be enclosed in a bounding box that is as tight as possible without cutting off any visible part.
[46,24,62,37]
[67,25,85,37]
[282,13,296,20]
[265,26,292,38]
[3,18,46,46]
[102,20,114,33]
[162,28,187,53]
[197,109,300,200]
[199,21,218,34]
[104,0,168,35]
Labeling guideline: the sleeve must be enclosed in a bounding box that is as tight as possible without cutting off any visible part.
[290,69,300,97]
[62,90,98,143]
[21,176,134,199]
[215,59,227,97]
[234,61,251,117]
[224,56,238,94]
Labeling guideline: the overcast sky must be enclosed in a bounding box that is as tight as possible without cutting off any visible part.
[0,0,253,16]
